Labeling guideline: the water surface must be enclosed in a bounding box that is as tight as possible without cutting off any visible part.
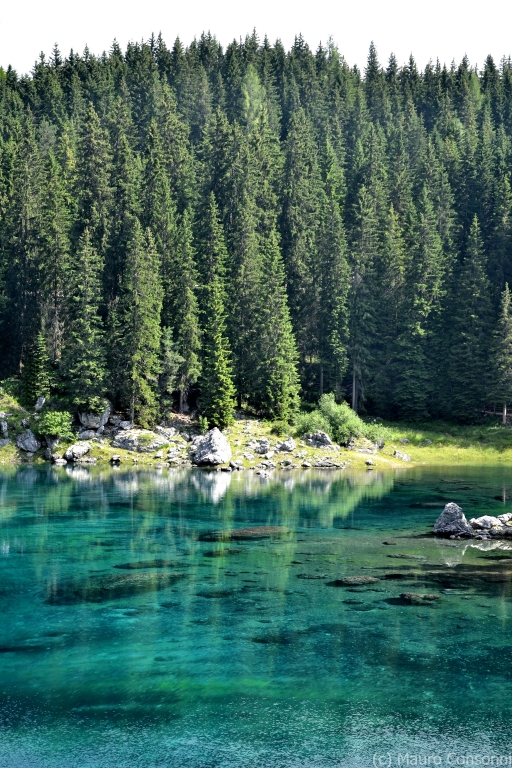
[1,465,511,767]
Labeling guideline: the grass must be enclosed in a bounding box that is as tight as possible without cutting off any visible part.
[2,380,512,469]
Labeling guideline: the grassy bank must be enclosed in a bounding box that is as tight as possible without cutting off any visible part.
[2,385,512,469]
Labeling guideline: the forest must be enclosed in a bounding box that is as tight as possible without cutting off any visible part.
[1,32,512,428]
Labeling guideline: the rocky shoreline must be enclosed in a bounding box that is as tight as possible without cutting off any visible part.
[433,502,512,540]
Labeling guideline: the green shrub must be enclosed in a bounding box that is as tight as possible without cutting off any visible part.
[198,416,209,434]
[37,410,74,440]
[318,393,367,445]
[270,420,291,437]
[295,409,331,438]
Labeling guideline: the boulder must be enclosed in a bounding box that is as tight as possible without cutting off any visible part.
[64,442,91,462]
[117,420,132,431]
[0,438,11,448]
[112,429,168,453]
[52,457,67,466]
[434,503,474,537]
[0,420,8,438]
[192,428,231,465]
[469,515,503,530]
[252,438,270,455]
[44,435,60,454]
[497,513,512,524]
[16,429,41,453]
[78,430,96,440]
[110,455,121,463]
[275,437,296,452]
[78,403,111,430]
[304,430,333,448]
[393,450,411,462]
[34,396,46,411]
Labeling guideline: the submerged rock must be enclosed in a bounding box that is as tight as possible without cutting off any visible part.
[328,576,380,586]
[46,571,186,604]
[434,503,474,537]
[400,592,440,605]
[114,559,178,569]
[191,428,231,465]
[198,525,290,542]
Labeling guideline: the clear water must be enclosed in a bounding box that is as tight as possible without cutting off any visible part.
[1,464,512,767]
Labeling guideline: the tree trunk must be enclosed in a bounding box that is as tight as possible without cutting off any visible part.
[179,388,184,414]
[503,403,507,425]
[130,396,135,423]
[352,364,357,413]
[319,364,324,396]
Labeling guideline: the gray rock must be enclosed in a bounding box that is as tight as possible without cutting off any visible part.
[109,415,122,427]
[0,420,8,438]
[78,430,96,440]
[304,430,333,448]
[112,429,168,453]
[52,457,67,466]
[393,450,411,462]
[275,437,296,452]
[434,503,474,537]
[254,439,271,455]
[192,428,232,465]
[78,402,111,430]
[155,425,178,439]
[0,438,11,448]
[118,420,132,431]
[64,442,91,461]
[34,396,46,411]
[111,455,121,463]
[469,515,503,530]
[16,429,41,453]
[497,513,512,523]
[399,438,410,445]
[44,435,60,454]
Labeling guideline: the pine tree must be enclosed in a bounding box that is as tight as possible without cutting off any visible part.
[116,221,163,426]
[449,216,492,421]
[198,195,235,429]
[492,284,512,423]
[171,208,201,411]
[22,331,51,407]
[254,225,300,421]
[60,229,107,413]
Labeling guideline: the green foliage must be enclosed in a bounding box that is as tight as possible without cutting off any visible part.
[295,410,331,437]
[198,415,209,434]
[296,393,387,446]
[37,410,74,440]
[22,332,51,407]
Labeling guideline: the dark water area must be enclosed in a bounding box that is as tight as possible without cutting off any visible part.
[1,464,512,767]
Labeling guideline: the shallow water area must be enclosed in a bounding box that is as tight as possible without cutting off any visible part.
[1,464,512,767]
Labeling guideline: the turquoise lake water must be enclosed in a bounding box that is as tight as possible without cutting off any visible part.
[1,464,512,767]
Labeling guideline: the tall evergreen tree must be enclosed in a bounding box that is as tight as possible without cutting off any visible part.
[198,195,235,428]
[60,229,107,413]
[116,221,163,426]
[492,283,512,424]
[22,330,51,407]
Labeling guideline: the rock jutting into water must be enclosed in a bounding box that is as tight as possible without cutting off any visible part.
[433,502,474,537]
[198,526,290,542]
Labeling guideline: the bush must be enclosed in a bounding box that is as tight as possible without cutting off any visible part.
[295,393,386,446]
[37,410,74,440]
[318,394,367,445]
[295,410,331,437]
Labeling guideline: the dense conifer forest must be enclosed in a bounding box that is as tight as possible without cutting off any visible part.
[2,33,512,427]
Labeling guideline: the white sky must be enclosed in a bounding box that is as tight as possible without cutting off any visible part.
[1,0,512,76]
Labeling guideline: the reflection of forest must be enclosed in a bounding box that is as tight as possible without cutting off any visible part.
[0,465,395,528]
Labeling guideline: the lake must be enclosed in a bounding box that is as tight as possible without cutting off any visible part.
[1,464,511,767]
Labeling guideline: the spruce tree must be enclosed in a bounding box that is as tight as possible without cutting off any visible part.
[492,284,512,424]
[22,331,51,407]
[198,195,235,429]
[254,225,300,421]
[449,216,492,421]
[116,221,163,426]
[60,229,107,413]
